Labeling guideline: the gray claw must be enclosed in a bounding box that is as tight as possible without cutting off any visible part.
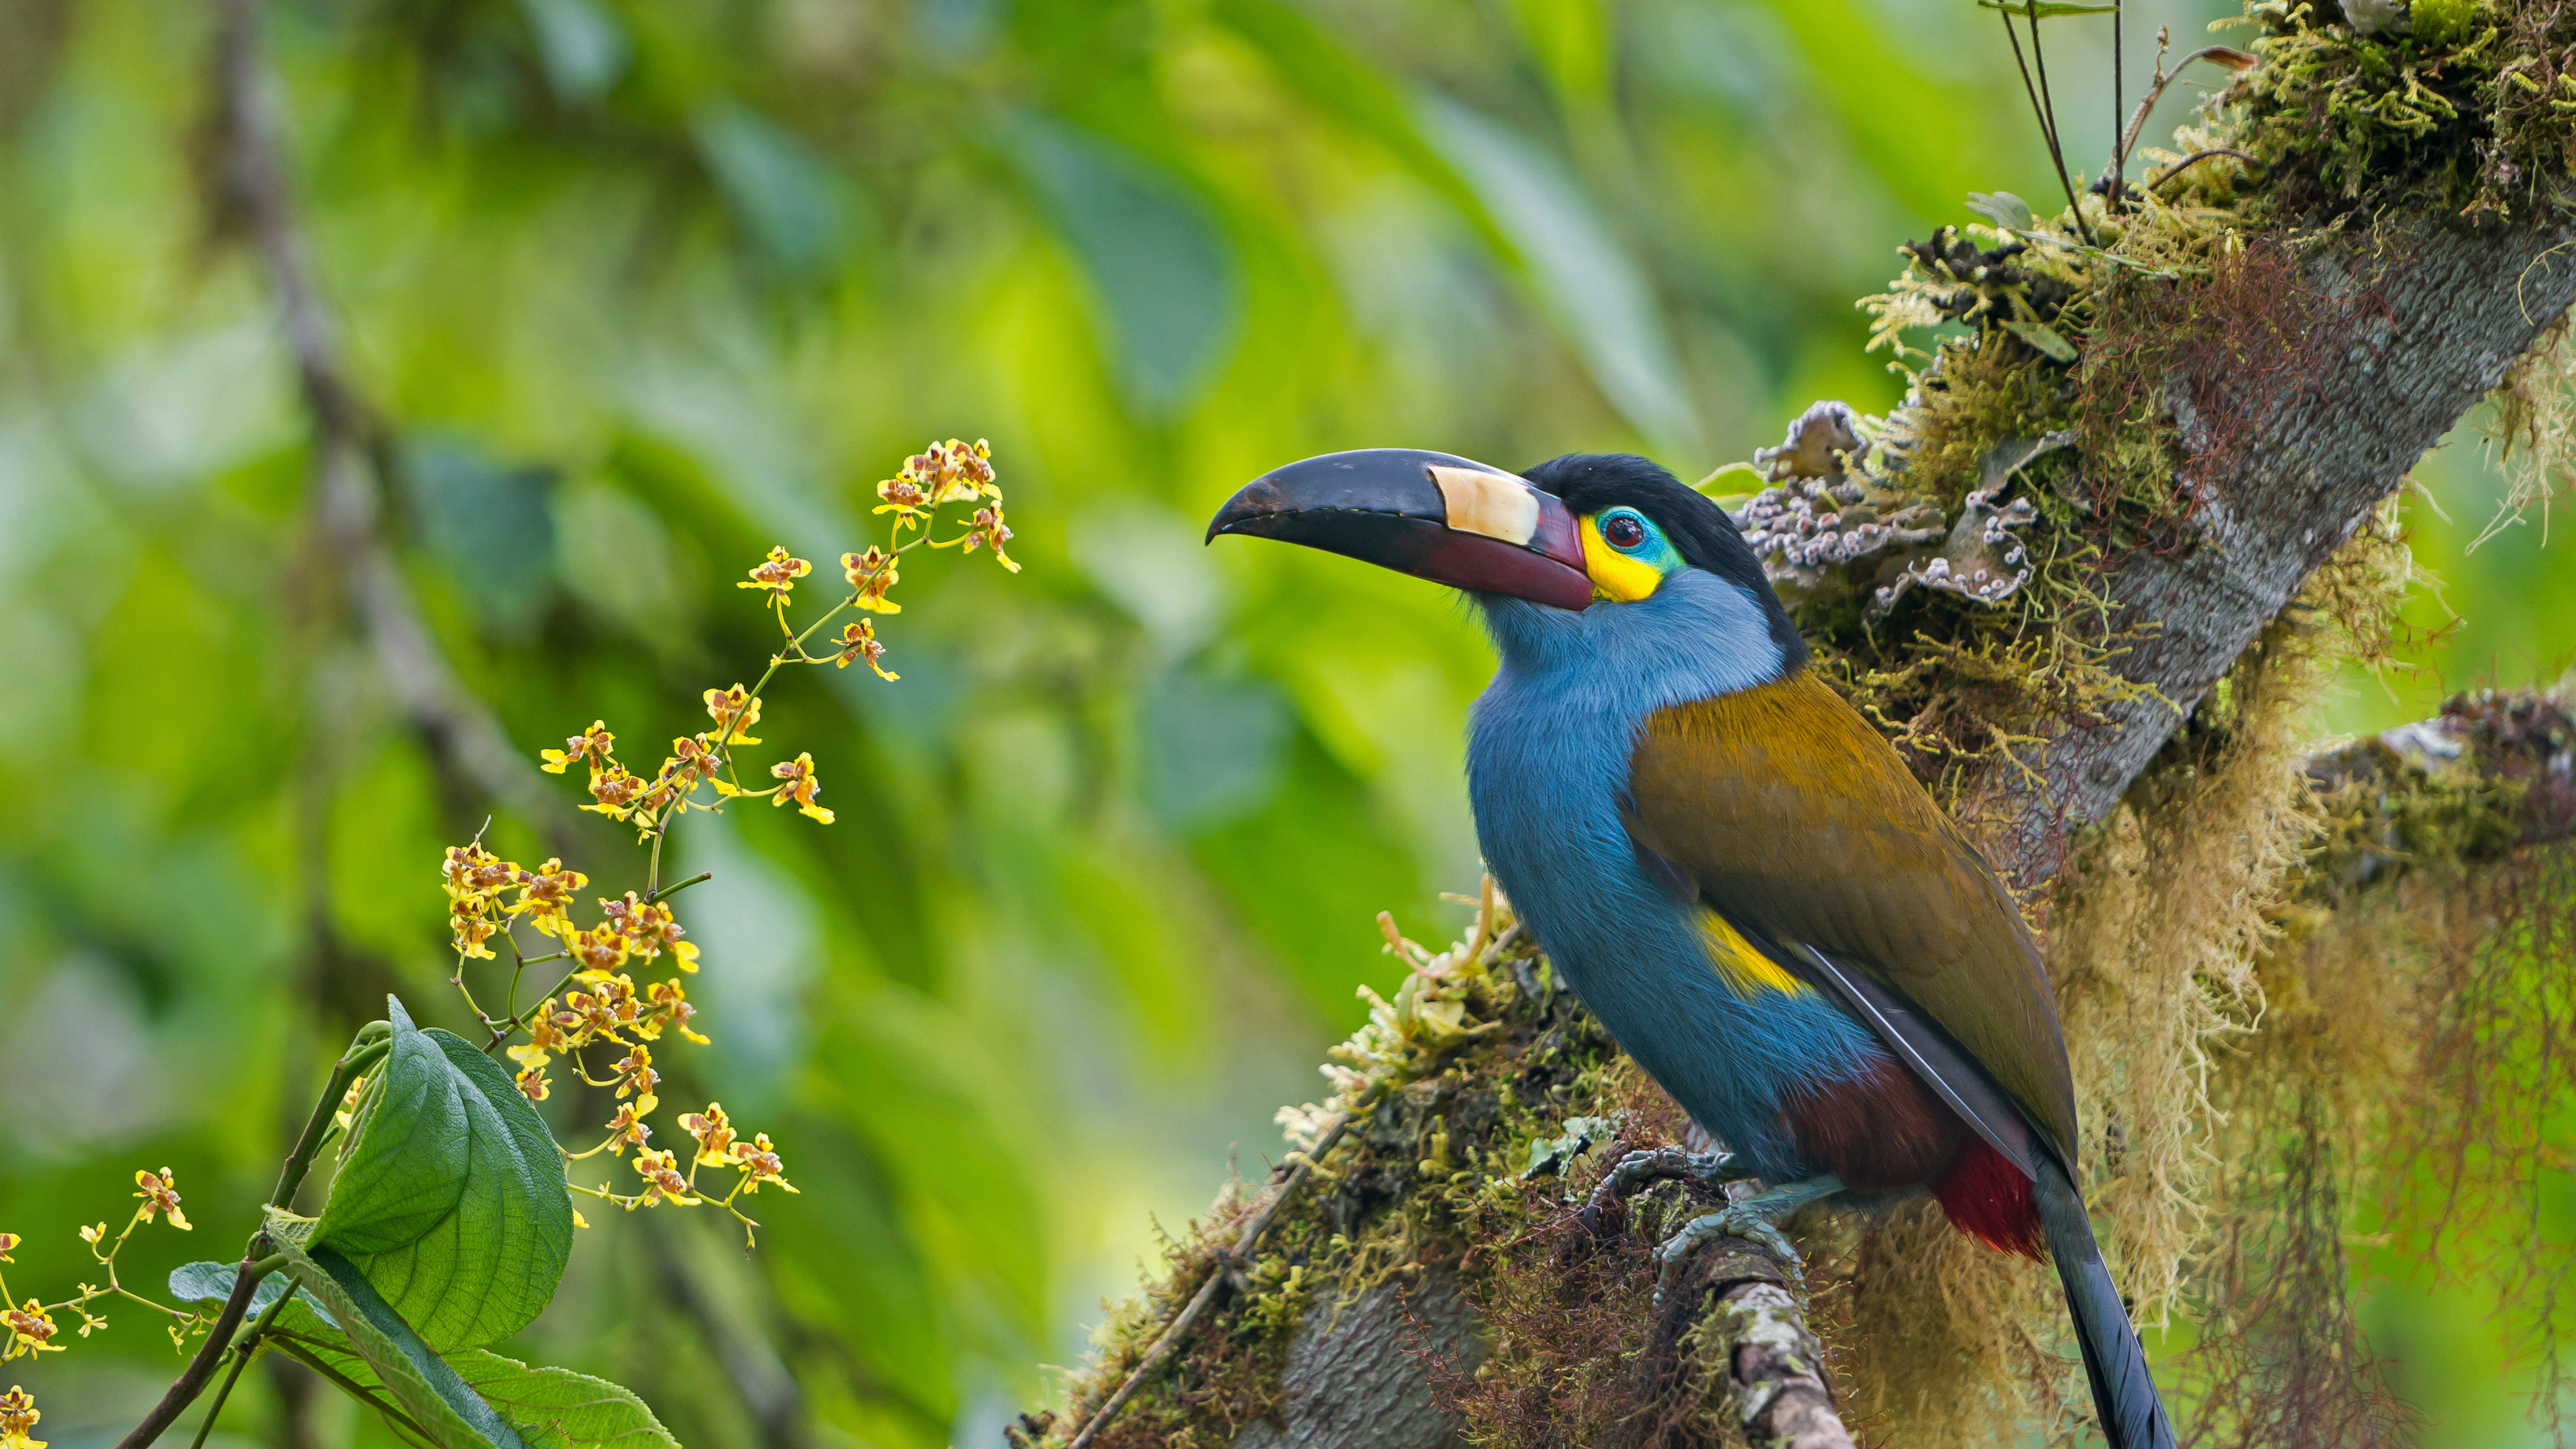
[1652,1207,1805,1304]
[1582,1146,1750,1233]
[1647,1174,1841,1305]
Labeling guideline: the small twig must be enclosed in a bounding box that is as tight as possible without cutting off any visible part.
[2148,146,2265,192]
[2110,0,2125,209]
[2020,2,2097,246]
[1063,1106,1369,1449]
[115,1258,267,1449]
[2120,44,2259,167]
[271,1032,389,1210]
[187,1286,300,1449]
[1996,2,2096,246]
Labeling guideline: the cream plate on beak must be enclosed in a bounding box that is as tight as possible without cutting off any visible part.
[1427,464,1541,546]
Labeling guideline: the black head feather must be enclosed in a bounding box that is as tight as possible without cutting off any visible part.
[1522,452,1808,668]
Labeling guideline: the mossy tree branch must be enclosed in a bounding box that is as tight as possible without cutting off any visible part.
[2307,674,2576,889]
[1030,202,2576,1448]
[1984,212,2576,889]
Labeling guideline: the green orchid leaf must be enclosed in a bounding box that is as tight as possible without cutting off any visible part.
[271,1239,532,1449]
[1966,190,2036,231]
[2001,319,2080,363]
[313,996,573,1351]
[262,1282,678,1449]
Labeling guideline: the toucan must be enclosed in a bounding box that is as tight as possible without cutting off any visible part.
[1207,448,2175,1449]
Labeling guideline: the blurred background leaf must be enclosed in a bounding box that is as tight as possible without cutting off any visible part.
[0,0,2568,1446]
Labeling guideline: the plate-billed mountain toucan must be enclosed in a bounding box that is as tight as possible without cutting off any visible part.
[1207,448,2175,1449]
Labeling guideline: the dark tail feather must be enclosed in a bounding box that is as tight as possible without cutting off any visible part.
[2035,1151,2175,1449]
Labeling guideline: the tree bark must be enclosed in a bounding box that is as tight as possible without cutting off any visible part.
[1993,214,2576,885]
[1050,213,2576,1448]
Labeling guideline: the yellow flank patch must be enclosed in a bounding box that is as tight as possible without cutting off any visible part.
[1697,910,1809,998]
[1580,515,1662,601]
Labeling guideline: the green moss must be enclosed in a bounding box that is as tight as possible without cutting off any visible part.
[2307,732,2538,885]
[2232,2,2505,212]
[2222,0,2576,219]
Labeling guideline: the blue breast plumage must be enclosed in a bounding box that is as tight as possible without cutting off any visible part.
[1464,572,1886,1182]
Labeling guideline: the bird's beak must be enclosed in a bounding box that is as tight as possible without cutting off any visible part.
[1204,449,1593,612]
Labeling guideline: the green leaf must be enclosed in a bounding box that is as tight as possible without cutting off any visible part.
[271,1239,534,1449]
[1973,1,2121,15]
[314,996,573,1353]
[1520,1115,1614,1179]
[1965,190,2036,231]
[262,1283,678,1449]
[993,112,1241,419]
[2000,319,2080,363]
[1415,96,1703,458]
[169,1260,338,1330]
[1208,0,1501,246]
[450,1354,681,1449]
[690,102,850,278]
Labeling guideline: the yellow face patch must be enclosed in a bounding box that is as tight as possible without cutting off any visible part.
[1581,515,1663,602]
[1697,910,1810,999]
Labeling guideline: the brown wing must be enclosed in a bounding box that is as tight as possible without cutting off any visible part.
[1625,671,2079,1166]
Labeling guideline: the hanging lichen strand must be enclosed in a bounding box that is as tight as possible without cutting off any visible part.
[1021,4,2576,1446]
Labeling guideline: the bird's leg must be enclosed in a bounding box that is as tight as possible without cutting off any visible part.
[1653,1174,1843,1304]
[1578,1146,1752,1234]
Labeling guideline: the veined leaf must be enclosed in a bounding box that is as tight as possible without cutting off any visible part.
[262,1286,677,1449]
[169,1260,338,1330]
[271,1239,533,1449]
[450,1355,681,1449]
[313,996,573,1352]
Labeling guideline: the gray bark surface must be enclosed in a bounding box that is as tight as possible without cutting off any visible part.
[1221,215,2576,1447]
[1232,1269,1478,1449]
[2006,215,2576,880]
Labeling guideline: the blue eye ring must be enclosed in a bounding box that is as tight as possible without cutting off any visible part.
[1600,507,1654,553]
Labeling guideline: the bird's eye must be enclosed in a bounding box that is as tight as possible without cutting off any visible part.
[1602,512,1647,550]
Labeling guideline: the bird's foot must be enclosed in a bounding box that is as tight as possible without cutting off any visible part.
[1579,1146,1749,1234]
[1652,1174,1842,1306]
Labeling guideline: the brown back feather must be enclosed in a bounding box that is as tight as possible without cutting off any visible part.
[1625,671,2081,1166]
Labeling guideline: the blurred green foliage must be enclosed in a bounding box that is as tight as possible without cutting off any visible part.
[0,0,2567,1445]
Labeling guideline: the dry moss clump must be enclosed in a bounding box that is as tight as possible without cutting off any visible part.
[2180,832,2576,1447]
